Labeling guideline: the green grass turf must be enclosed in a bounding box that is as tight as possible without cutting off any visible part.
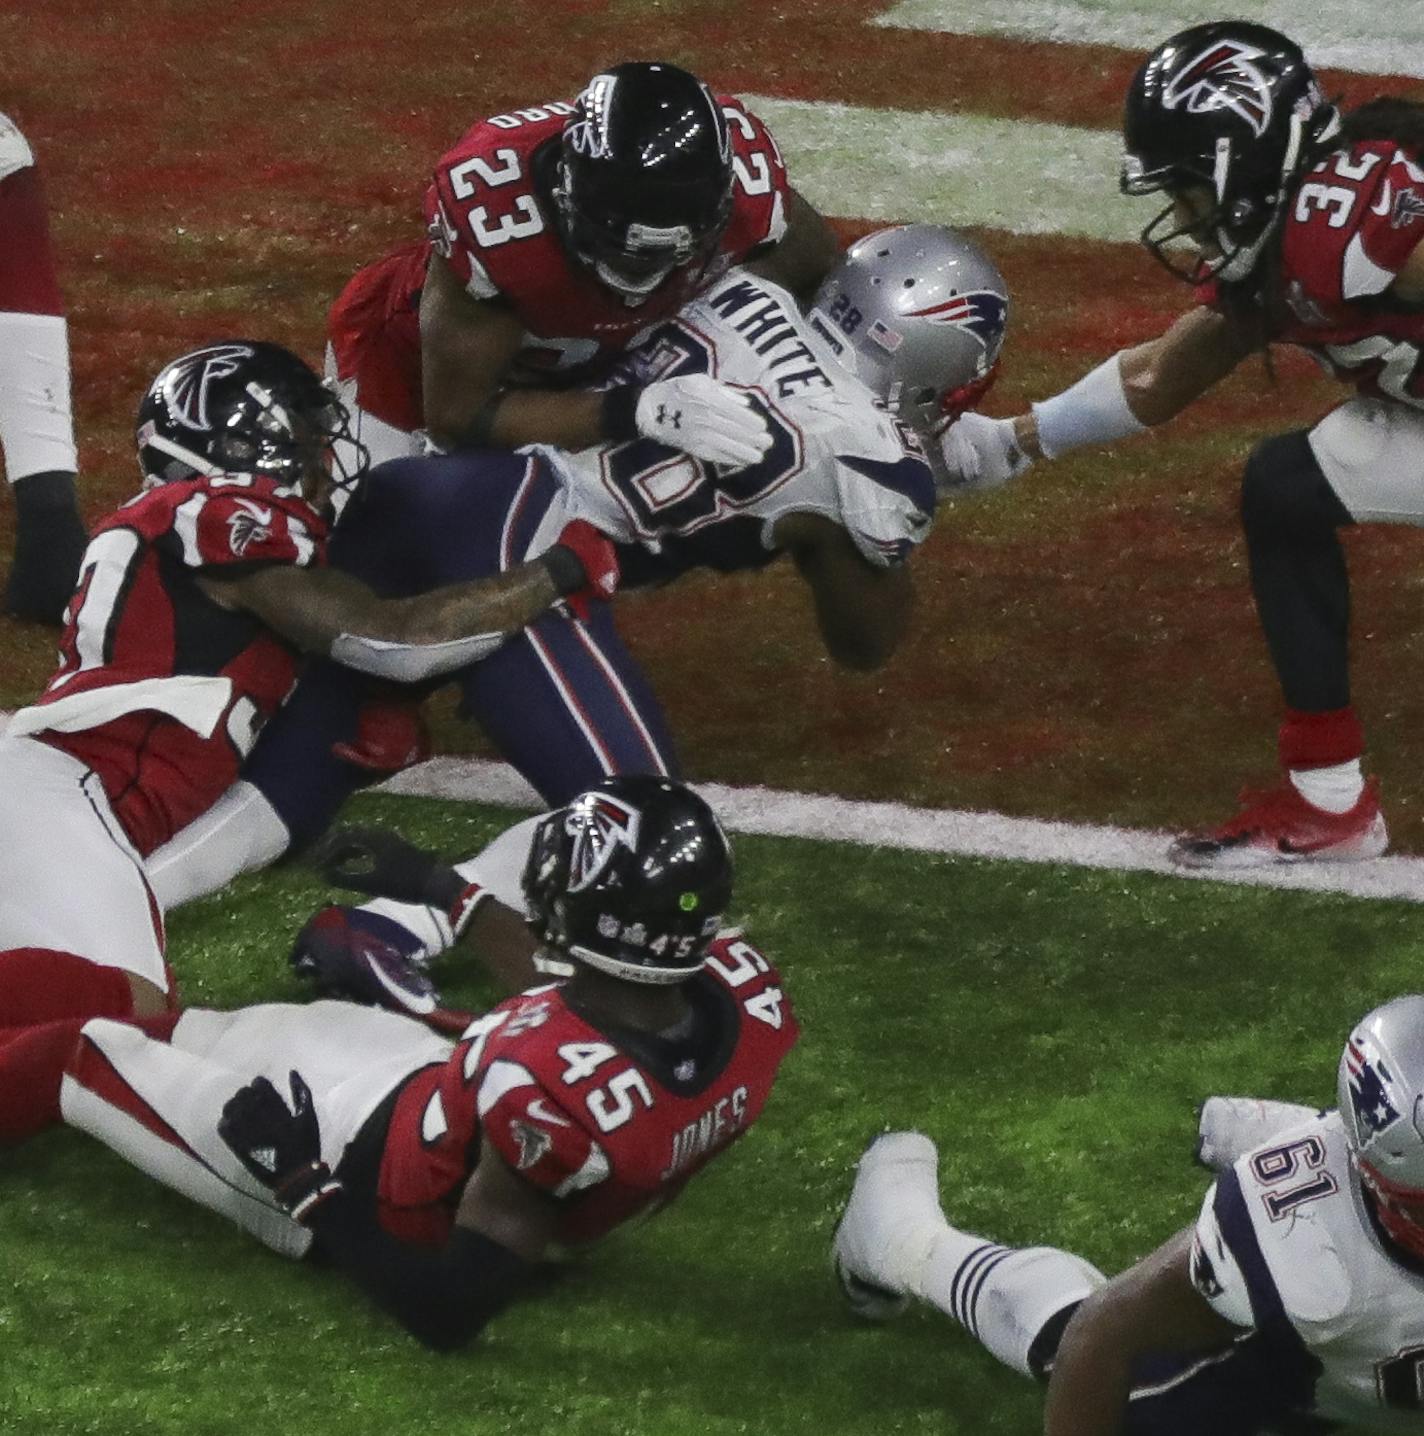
[2,792,1403,1434]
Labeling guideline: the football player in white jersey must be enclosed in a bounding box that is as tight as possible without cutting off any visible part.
[145,224,1010,917]
[833,995,1424,1435]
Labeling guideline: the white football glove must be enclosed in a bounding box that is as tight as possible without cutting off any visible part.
[936,412,1034,491]
[635,375,772,469]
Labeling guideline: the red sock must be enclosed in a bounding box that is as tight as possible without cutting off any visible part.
[1278,707,1364,771]
[0,948,139,1024]
[0,1012,180,1144]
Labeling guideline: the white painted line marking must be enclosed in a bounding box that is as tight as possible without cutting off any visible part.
[742,95,1154,241]
[376,756,1424,904]
[872,1,1424,78]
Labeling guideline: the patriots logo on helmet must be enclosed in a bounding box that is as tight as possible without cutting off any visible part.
[565,794,642,893]
[1344,1037,1402,1136]
[162,343,255,432]
[905,290,1009,356]
[1163,41,1274,137]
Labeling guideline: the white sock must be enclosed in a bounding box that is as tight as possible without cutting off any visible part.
[916,1231,1106,1377]
[1289,759,1364,814]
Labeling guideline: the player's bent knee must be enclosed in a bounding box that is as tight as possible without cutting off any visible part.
[1240,431,1349,541]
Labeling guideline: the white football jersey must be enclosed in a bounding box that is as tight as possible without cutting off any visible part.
[538,270,938,583]
[1192,1110,1424,1430]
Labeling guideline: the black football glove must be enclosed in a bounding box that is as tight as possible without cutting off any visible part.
[311,826,467,910]
[289,905,441,1018]
[217,1071,342,1222]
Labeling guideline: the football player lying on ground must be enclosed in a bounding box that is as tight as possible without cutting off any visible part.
[0,341,619,1028]
[943,21,1424,872]
[833,995,1424,1435]
[0,110,88,623]
[146,223,1010,916]
[325,60,838,469]
[0,777,798,1352]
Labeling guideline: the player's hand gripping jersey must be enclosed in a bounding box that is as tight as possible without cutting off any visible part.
[328,96,790,433]
[6,475,325,854]
[375,931,797,1250]
[545,269,939,585]
[1204,139,1424,407]
[1192,1109,1424,1430]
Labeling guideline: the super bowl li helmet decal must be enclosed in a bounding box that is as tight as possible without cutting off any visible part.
[135,340,368,494]
[1338,995,1424,1260]
[1120,21,1341,284]
[553,62,734,303]
[522,775,733,984]
[808,223,1009,432]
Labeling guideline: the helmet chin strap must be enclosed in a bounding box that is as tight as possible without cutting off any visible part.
[568,941,706,985]
[595,258,676,304]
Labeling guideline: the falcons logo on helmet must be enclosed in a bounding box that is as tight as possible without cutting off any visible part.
[904,291,1008,352]
[1163,41,1274,137]
[1344,1037,1402,1136]
[565,794,641,893]
[162,343,254,432]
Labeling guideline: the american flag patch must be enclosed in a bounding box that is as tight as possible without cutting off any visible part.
[867,319,903,353]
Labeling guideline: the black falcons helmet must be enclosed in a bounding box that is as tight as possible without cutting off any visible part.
[553,62,734,303]
[1120,21,1341,284]
[522,775,733,985]
[135,340,368,494]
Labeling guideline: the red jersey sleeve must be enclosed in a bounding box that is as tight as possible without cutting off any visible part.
[1285,142,1424,313]
[423,106,572,302]
[158,480,325,575]
[717,96,791,259]
[477,1057,610,1198]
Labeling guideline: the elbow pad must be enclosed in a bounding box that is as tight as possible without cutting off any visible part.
[329,629,508,682]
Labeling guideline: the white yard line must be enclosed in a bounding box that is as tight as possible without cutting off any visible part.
[873,1,1424,78]
[743,95,1154,240]
[376,755,1424,905]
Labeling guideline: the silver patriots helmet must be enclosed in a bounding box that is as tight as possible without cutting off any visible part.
[808,223,1009,433]
[1338,995,1424,1260]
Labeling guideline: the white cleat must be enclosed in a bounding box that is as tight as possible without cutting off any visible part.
[1195,1096,1324,1171]
[832,1131,944,1321]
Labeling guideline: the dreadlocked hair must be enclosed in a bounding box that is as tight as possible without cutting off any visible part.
[1340,97,1424,152]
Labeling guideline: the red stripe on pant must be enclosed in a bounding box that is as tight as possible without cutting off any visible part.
[0,1012,179,1143]
[0,163,65,315]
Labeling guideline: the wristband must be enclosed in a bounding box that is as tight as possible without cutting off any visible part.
[541,543,586,596]
[600,385,642,443]
[1030,355,1147,459]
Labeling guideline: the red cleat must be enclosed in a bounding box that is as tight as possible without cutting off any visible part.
[1168,777,1388,870]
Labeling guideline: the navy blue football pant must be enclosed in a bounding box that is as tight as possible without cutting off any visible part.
[1030,1302,1334,1436]
[242,450,679,847]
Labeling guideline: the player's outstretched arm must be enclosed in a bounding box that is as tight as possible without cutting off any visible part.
[776,511,912,671]
[940,306,1257,490]
[197,520,616,682]
[419,258,606,452]
[1042,1227,1242,1436]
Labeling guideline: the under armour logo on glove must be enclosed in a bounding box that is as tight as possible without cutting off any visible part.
[635,374,771,469]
